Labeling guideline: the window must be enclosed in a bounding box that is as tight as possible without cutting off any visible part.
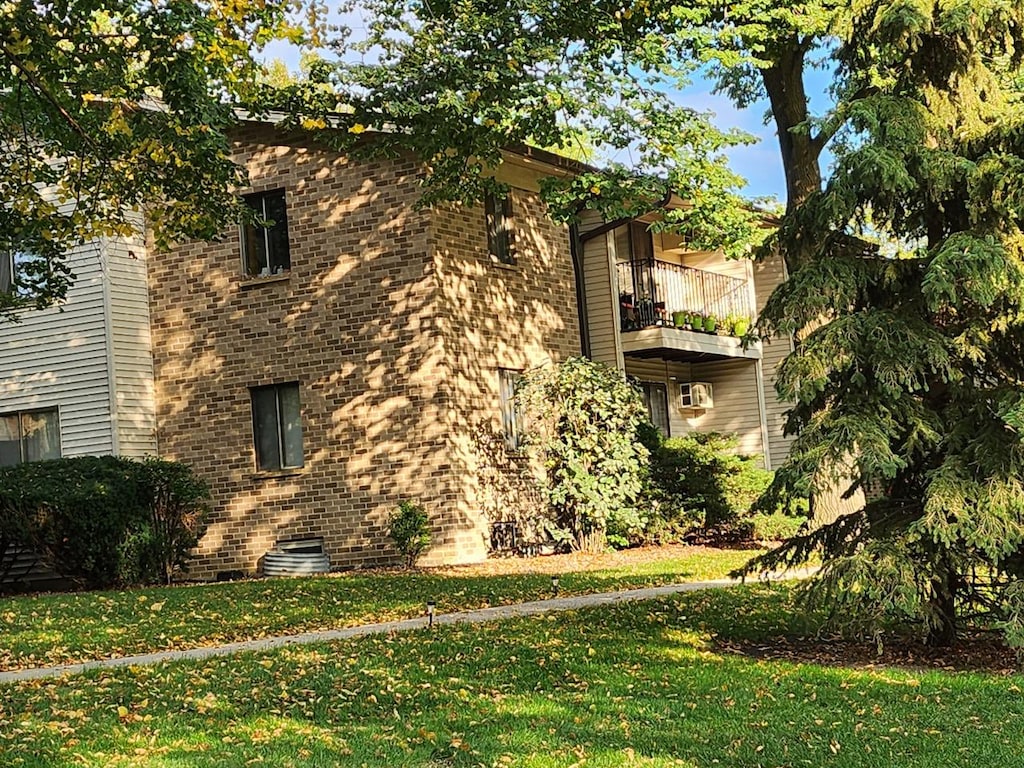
[485,191,514,265]
[0,408,61,466]
[241,189,291,277]
[250,383,303,471]
[0,247,45,298]
[640,382,671,436]
[498,368,525,451]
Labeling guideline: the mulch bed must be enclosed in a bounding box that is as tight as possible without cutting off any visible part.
[715,631,1021,675]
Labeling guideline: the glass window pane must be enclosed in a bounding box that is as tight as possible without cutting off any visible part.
[486,193,513,264]
[264,192,290,273]
[0,415,20,466]
[242,221,267,276]
[12,250,45,299]
[21,410,60,461]
[643,383,670,436]
[278,384,303,468]
[499,369,524,450]
[252,388,281,470]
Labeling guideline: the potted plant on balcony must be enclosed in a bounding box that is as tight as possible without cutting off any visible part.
[690,313,704,332]
[733,315,751,338]
[704,314,718,333]
[672,310,688,328]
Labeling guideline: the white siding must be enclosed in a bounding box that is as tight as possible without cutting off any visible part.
[753,249,795,468]
[105,231,157,457]
[582,231,621,368]
[0,243,114,456]
[576,208,606,239]
[686,359,766,464]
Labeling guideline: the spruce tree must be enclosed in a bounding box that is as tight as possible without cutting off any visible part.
[747,3,1024,647]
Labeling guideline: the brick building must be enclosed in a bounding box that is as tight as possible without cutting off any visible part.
[146,124,582,576]
[0,121,806,579]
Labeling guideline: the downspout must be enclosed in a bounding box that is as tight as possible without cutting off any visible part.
[568,222,592,358]
[573,187,674,360]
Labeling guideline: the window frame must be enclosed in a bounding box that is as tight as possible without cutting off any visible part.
[640,381,671,436]
[498,368,525,452]
[485,191,515,265]
[240,188,291,278]
[0,406,62,466]
[249,382,304,472]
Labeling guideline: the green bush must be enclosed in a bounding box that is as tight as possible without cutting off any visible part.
[518,358,650,552]
[750,510,808,542]
[644,432,775,540]
[388,500,431,568]
[0,456,210,588]
[124,459,212,585]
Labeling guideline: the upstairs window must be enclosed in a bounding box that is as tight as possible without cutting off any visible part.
[0,408,61,466]
[250,383,304,471]
[241,189,290,277]
[498,368,525,451]
[485,191,514,265]
[0,246,45,299]
[640,382,671,436]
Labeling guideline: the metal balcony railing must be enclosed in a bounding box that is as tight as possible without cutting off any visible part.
[616,259,753,332]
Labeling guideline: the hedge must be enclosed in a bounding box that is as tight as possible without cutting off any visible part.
[0,455,210,588]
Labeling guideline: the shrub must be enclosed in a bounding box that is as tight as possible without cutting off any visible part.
[127,459,211,585]
[518,357,650,552]
[750,510,808,542]
[388,500,431,568]
[0,456,210,588]
[644,432,775,539]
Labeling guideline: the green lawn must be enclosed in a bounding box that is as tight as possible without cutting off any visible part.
[0,547,756,671]
[1,584,1020,767]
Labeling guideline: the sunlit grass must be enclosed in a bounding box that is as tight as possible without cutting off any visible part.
[0,547,757,670]
[1,584,1021,767]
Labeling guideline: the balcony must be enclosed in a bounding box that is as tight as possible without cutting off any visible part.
[616,259,761,362]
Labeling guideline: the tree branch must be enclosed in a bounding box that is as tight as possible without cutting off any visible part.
[0,44,98,151]
[811,84,880,153]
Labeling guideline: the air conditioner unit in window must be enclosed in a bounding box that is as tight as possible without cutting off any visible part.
[679,382,714,410]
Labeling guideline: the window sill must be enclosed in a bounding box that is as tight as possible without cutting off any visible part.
[489,259,518,271]
[240,272,291,288]
[252,467,306,481]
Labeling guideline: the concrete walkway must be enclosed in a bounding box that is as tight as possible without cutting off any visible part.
[0,569,814,684]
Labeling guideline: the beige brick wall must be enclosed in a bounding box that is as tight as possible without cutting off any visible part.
[428,181,582,562]
[149,126,581,576]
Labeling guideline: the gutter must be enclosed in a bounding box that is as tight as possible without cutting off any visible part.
[577,187,674,244]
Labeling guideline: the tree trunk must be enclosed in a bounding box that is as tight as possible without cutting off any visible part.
[927,554,958,647]
[760,41,823,213]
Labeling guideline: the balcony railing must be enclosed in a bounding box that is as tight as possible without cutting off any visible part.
[616,259,753,332]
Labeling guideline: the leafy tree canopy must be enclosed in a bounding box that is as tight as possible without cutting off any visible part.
[0,0,303,317]
[251,0,765,256]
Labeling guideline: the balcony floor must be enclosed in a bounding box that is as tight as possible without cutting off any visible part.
[621,326,762,363]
